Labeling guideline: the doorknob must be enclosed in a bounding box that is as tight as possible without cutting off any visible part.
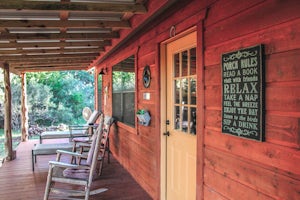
[163,131,170,136]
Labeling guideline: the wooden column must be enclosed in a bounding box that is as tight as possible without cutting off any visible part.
[3,62,14,161]
[21,73,28,141]
[94,70,98,111]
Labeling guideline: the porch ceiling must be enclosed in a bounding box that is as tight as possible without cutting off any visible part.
[0,0,147,74]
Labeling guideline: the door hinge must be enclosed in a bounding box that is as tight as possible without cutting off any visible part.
[166,120,170,125]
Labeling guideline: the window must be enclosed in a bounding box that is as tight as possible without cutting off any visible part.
[112,55,135,127]
[174,47,197,134]
[97,74,102,112]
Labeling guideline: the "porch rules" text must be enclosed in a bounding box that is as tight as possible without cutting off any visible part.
[221,45,264,141]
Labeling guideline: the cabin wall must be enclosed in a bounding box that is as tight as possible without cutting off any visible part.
[97,0,300,199]
[99,1,208,199]
[203,0,300,199]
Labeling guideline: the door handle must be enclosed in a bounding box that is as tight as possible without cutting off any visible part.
[163,131,170,136]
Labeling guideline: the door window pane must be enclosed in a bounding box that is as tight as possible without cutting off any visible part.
[190,48,196,75]
[175,106,180,130]
[182,50,188,77]
[190,107,196,134]
[181,78,188,104]
[174,53,180,77]
[175,79,180,104]
[190,78,196,105]
[181,106,188,132]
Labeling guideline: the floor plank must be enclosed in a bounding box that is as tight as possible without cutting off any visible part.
[0,139,152,200]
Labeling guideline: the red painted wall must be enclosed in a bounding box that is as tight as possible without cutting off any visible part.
[203,0,300,199]
[97,0,300,199]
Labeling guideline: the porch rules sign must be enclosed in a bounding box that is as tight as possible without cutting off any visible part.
[221,45,264,141]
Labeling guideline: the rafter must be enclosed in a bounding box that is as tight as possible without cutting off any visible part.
[8,57,93,64]
[0,20,130,29]
[12,61,91,67]
[0,40,111,49]
[0,53,99,61]
[0,0,147,13]
[0,0,148,73]
[0,47,103,55]
[0,32,119,40]
[13,65,87,72]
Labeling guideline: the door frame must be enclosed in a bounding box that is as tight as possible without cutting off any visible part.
[160,26,201,200]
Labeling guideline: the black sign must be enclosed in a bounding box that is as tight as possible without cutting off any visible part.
[221,45,264,141]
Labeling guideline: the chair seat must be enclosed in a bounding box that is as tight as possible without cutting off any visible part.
[32,143,75,171]
[41,130,86,139]
[32,143,74,155]
[63,168,91,180]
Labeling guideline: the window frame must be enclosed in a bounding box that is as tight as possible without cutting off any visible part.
[110,50,138,134]
[97,73,102,113]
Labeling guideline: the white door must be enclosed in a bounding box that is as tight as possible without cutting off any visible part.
[165,31,197,200]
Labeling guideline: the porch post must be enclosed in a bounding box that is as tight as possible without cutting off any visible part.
[21,73,29,141]
[94,70,98,111]
[2,62,15,161]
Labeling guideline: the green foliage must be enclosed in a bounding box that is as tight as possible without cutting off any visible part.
[0,69,95,129]
[0,71,22,130]
[26,71,94,125]
[0,71,4,128]
[113,71,135,91]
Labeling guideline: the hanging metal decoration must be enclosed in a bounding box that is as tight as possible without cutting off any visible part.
[142,65,151,88]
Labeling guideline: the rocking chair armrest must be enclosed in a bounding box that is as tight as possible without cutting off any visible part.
[56,150,82,157]
[49,161,91,170]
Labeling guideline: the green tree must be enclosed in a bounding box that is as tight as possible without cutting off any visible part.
[26,71,94,125]
[0,69,4,129]
[0,70,94,129]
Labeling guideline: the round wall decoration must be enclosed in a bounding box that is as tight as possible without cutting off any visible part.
[142,65,151,88]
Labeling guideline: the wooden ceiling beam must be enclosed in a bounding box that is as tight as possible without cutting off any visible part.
[0,47,103,55]
[13,65,87,73]
[0,32,119,40]
[0,53,99,61]
[0,1,147,14]
[8,57,93,64]
[0,20,130,29]
[0,1,148,73]
[0,40,111,48]
[12,61,91,68]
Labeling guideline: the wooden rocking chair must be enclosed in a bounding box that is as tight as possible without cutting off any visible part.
[43,114,113,200]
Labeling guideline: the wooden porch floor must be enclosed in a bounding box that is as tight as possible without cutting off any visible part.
[0,139,152,200]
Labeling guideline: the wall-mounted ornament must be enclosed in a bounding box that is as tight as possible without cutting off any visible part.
[142,65,151,88]
[136,109,151,126]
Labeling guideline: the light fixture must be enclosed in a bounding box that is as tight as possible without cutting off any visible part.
[99,67,108,75]
[87,67,95,75]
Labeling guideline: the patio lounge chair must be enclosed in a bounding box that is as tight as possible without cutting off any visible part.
[44,114,113,200]
[39,110,100,144]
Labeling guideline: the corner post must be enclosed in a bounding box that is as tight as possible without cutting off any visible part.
[2,62,15,161]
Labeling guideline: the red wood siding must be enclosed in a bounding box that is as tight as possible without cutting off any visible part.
[97,0,300,199]
[99,1,208,199]
[203,0,300,199]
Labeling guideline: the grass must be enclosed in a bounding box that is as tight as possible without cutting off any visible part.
[0,129,21,140]
[0,129,21,160]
